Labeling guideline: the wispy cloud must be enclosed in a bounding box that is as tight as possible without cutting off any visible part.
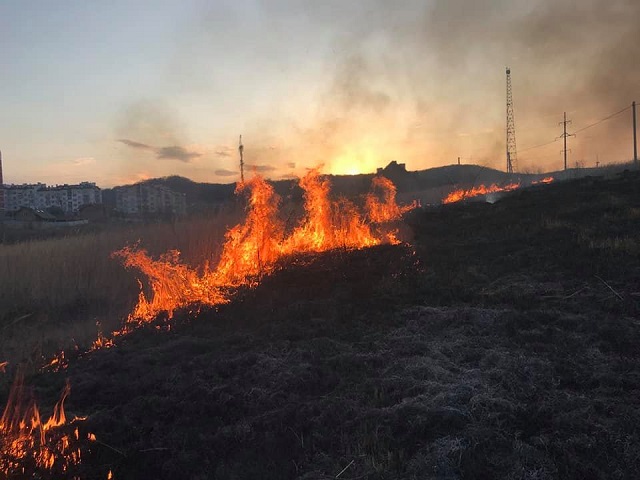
[118,139,154,150]
[71,157,96,167]
[156,146,201,162]
[118,138,201,163]
[214,146,234,157]
[215,169,238,177]
[247,164,277,173]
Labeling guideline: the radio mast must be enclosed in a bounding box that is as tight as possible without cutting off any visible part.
[238,135,245,183]
[506,67,518,174]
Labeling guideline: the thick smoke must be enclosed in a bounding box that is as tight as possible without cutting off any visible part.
[272,0,640,170]
[158,0,640,180]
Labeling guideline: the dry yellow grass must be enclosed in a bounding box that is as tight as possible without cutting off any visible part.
[0,212,239,365]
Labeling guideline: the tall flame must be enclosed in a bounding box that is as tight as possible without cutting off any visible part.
[365,176,416,223]
[213,175,284,285]
[282,168,378,252]
[113,172,415,326]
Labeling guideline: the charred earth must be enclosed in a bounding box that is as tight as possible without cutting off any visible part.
[4,171,640,479]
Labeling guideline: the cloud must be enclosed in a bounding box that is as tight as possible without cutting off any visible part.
[71,157,95,167]
[156,146,201,162]
[247,164,277,173]
[119,138,201,163]
[118,139,154,150]
[215,169,239,177]
[215,146,234,157]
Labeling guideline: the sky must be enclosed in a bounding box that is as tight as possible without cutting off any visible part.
[1,0,638,187]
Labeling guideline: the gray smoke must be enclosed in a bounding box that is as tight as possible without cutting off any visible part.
[165,0,640,176]
[281,0,640,168]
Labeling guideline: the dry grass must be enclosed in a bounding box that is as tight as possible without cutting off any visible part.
[0,211,240,364]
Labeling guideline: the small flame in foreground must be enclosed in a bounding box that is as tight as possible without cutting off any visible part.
[443,182,521,204]
[1,372,88,477]
[0,362,7,374]
[113,172,414,326]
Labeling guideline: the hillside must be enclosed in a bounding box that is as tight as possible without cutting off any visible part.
[3,170,640,479]
[101,163,635,214]
[99,164,540,211]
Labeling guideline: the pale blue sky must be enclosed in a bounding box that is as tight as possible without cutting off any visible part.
[1,0,637,186]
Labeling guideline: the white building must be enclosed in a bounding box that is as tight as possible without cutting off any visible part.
[114,183,186,216]
[0,182,102,213]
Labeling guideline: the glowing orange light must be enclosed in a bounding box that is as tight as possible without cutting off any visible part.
[1,372,90,477]
[532,176,554,185]
[111,172,415,328]
[443,182,521,204]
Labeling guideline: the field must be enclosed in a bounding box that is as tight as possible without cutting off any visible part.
[0,211,244,366]
[1,171,640,479]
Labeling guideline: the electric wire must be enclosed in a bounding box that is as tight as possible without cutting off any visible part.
[519,138,559,153]
[519,103,633,154]
[573,104,632,134]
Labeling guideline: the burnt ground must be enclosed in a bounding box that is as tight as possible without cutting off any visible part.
[4,171,640,479]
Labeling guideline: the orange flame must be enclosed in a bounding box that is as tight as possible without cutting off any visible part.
[282,169,379,253]
[0,363,7,374]
[1,372,86,476]
[532,176,554,185]
[213,175,285,285]
[443,182,521,204]
[365,176,416,223]
[112,172,415,327]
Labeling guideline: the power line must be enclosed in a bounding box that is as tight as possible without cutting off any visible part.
[573,104,632,134]
[519,103,633,155]
[520,138,559,153]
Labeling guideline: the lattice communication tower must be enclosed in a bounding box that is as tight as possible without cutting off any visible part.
[506,67,517,173]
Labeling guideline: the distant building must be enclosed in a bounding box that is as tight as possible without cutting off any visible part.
[0,182,102,213]
[377,160,407,177]
[113,183,187,216]
[13,207,57,223]
[78,203,110,222]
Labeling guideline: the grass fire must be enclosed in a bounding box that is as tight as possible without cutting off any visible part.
[0,371,93,479]
[112,170,413,329]
[1,166,639,480]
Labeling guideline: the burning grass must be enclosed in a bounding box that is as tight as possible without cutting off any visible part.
[112,171,414,330]
[443,182,521,204]
[442,176,556,204]
[1,170,638,479]
[0,371,93,479]
[0,212,238,367]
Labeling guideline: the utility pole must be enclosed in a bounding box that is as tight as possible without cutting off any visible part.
[238,135,245,183]
[558,112,575,171]
[457,156,461,166]
[505,67,518,174]
[633,101,638,168]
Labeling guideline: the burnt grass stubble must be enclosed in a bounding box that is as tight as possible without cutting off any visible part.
[5,172,640,480]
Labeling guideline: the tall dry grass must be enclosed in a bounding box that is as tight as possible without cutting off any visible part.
[0,211,240,365]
